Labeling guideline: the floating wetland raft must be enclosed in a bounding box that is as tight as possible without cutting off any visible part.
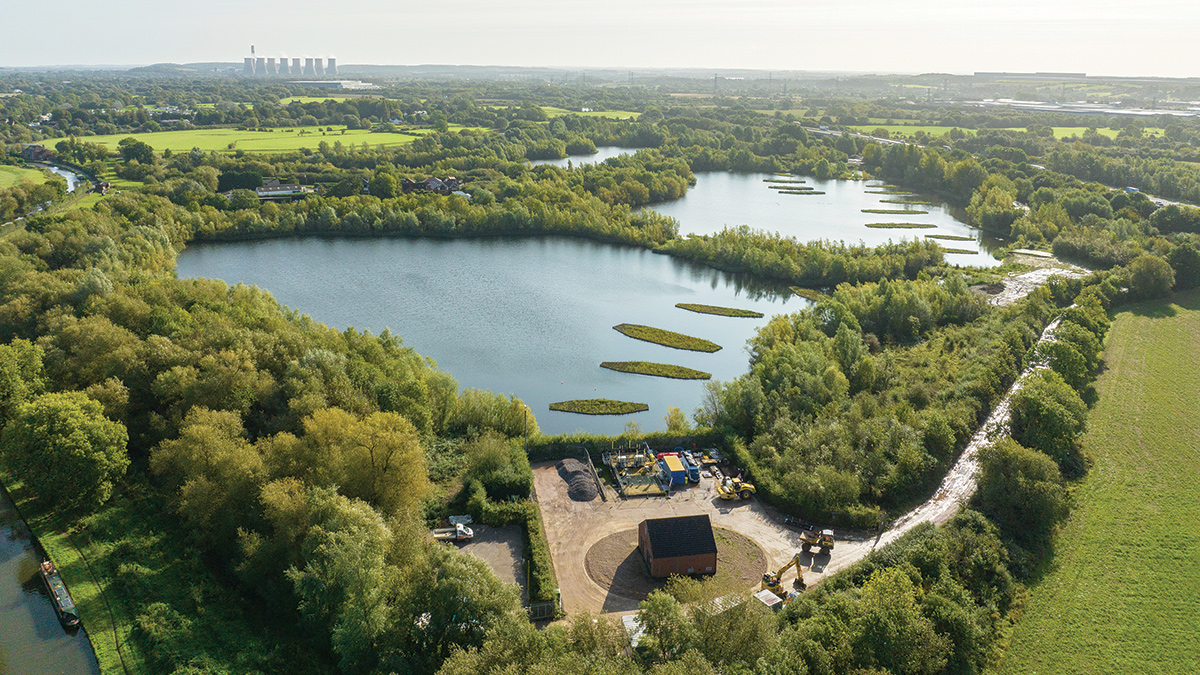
[862,208,930,215]
[925,234,974,241]
[939,247,978,254]
[778,190,827,195]
[864,222,937,229]
[613,323,722,352]
[763,178,806,184]
[675,302,764,318]
[549,399,649,415]
[790,287,827,301]
[600,361,712,380]
[880,199,935,205]
[864,190,916,195]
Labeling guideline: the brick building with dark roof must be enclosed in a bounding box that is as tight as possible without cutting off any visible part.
[638,514,718,578]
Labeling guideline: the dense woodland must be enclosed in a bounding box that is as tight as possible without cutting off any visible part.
[1,73,1199,675]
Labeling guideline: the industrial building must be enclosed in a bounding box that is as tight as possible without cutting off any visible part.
[242,48,337,77]
[638,515,718,578]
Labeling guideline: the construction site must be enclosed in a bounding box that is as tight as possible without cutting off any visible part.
[533,443,852,616]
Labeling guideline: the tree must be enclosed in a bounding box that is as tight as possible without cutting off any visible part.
[369,171,398,199]
[117,137,155,164]
[0,339,44,427]
[1126,254,1175,299]
[664,406,691,434]
[973,438,1069,546]
[1167,242,1200,289]
[637,591,699,663]
[2,391,129,512]
[853,567,950,675]
[1009,369,1088,474]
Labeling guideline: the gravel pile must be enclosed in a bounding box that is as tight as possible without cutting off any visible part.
[556,459,598,502]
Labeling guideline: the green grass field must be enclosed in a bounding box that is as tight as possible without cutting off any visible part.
[0,164,45,189]
[541,107,640,119]
[36,124,482,154]
[278,95,377,105]
[994,290,1200,675]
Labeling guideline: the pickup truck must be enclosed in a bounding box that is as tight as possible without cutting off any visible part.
[432,523,474,541]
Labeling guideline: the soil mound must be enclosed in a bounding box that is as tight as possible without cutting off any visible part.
[556,459,598,501]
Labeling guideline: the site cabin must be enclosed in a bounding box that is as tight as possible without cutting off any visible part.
[638,514,718,578]
[432,523,474,541]
[658,455,688,486]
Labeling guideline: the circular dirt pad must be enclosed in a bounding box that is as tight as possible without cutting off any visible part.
[585,527,767,601]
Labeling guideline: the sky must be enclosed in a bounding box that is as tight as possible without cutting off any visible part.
[2,0,1198,78]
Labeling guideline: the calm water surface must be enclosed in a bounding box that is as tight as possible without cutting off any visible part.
[528,146,633,168]
[178,237,803,435]
[652,172,1001,267]
[0,487,100,675]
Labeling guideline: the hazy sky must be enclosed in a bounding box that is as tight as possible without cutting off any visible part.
[2,0,1197,77]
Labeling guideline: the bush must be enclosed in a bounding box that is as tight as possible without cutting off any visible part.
[1009,369,1088,475]
[1126,254,1175,300]
[973,438,1069,548]
[461,432,532,502]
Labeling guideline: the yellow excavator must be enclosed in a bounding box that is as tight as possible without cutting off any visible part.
[761,552,807,598]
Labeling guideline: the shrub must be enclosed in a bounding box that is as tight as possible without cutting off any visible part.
[973,438,1069,548]
[1009,369,1088,475]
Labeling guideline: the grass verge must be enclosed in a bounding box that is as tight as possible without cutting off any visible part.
[675,302,764,318]
[613,323,722,352]
[549,399,650,415]
[862,208,930,215]
[864,222,937,229]
[3,474,133,675]
[995,290,1200,674]
[600,361,712,380]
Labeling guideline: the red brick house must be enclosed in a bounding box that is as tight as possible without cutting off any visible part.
[638,515,718,578]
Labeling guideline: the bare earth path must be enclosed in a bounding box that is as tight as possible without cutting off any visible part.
[534,267,1079,616]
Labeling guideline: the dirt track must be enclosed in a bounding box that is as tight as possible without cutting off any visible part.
[534,270,1076,616]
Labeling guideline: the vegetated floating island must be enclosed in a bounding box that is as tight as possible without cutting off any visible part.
[868,183,901,188]
[600,361,712,380]
[864,222,938,229]
[864,190,916,195]
[790,287,827,301]
[549,399,649,415]
[939,247,978,254]
[862,208,930,215]
[676,302,764,318]
[771,185,815,190]
[880,199,935,205]
[612,323,722,352]
[763,178,807,184]
[925,233,975,241]
[778,190,827,195]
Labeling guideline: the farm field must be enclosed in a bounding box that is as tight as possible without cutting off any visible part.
[994,289,1200,675]
[542,106,640,119]
[0,164,45,188]
[36,124,481,154]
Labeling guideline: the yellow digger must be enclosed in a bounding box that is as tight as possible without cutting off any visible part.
[762,552,807,598]
[715,475,756,500]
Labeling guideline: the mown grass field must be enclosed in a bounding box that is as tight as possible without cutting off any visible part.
[278,95,379,105]
[994,290,1200,675]
[541,107,640,119]
[0,164,45,189]
[36,124,482,154]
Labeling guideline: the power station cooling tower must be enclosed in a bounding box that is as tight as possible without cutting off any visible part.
[292,58,302,74]
[304,58,315,76]
[265,57,276,75]
[255,57,266,75]
[314,59,325,76]
[278,58,290,76]
[327,58,338,76]
[243,57,254,75]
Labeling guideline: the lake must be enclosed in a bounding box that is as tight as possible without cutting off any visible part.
[536,148,1000,266]
[177,237,803,435]
[0,486,100,675]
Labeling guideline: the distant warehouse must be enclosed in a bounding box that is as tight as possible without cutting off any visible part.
[638,515,717,578]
